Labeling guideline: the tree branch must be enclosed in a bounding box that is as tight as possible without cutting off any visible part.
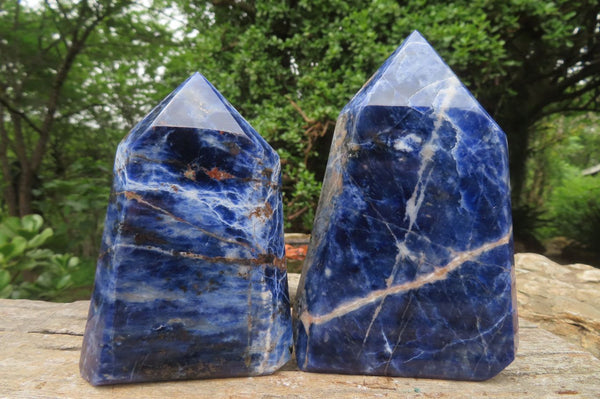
[287,96,314,123]
[529,64,600,118]
[30,1,116,172]
[209,0,255,16]
[539,106,600,118]
[557,59,600,93]
[54,103,104,122]
[0,97,43,134]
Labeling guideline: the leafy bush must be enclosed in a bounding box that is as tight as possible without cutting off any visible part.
[0,214,86,300]
[34,157,111,259]
[545,175,600,252]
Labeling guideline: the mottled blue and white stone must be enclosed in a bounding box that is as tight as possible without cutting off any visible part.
[294,31,517,381]
[80,73,292,385]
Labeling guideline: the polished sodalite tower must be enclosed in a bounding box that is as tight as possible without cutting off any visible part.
[294,31,517,381]
[80,73,292,385]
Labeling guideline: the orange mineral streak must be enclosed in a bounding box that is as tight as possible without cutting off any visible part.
[249,203,274,220]
[124,191,143,201]
[285,244,308,261]
[184,165,196,180]
[205,167,235,181]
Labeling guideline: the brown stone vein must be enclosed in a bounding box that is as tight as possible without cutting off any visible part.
[117,243,286,271]
[119,191,251,249]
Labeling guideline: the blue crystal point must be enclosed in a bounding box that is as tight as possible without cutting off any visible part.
[294,31,517,381]
[80,73,292,385]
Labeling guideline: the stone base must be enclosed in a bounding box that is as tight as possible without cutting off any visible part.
[1,268,600,397]
[515,253,600,358]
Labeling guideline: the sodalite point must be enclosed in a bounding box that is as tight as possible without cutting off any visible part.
[80,73,292,385]
[294,31,518,381]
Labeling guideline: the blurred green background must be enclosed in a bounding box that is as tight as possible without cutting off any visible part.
[1,0,599,300]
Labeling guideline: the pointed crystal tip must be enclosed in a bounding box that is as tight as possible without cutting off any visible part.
[152,72,244,134]
[406,30,428,43]
[363,31,474,109]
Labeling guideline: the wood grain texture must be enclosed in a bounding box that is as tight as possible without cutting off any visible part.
[1,272,600,398]
[515,253,600,359]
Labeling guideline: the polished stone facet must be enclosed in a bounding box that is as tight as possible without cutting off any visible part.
[294,31,517,381]
[80,73,292,385]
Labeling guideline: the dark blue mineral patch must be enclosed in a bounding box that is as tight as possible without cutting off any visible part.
[80,73,292,385]
[294,31,517,381]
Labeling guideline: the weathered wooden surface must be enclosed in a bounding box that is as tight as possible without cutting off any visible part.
[515,253,600,359]
[2,283,600,398]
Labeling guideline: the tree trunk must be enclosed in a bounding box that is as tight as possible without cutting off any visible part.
[8,105,34,217]
[17,169,33,217]
[495,94,535,209]
[507,124,530,207]
[0,106,18,216]
[0,1,120,217]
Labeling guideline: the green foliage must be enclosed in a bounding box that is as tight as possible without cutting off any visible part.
[523,113,600,252]
[167,0,599,230]
[0,0,598,283]
[33,158,111,258]
[0,215,86,300]
[545,175,600,251]
[281,163,322,230]
[166,0,514,230]
[0,0,178,216]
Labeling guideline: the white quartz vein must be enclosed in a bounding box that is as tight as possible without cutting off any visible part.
[404,76,460,233]
[299,229,511,330]
[384,293,414,373]
[362,78,460,340]
[356,79,461,345]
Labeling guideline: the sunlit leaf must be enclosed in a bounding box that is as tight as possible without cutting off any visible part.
[21,215,44,233]
[56,275,72,290]
[0,237,28,262]
[0,270,11,288]
[27,228,54,249]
